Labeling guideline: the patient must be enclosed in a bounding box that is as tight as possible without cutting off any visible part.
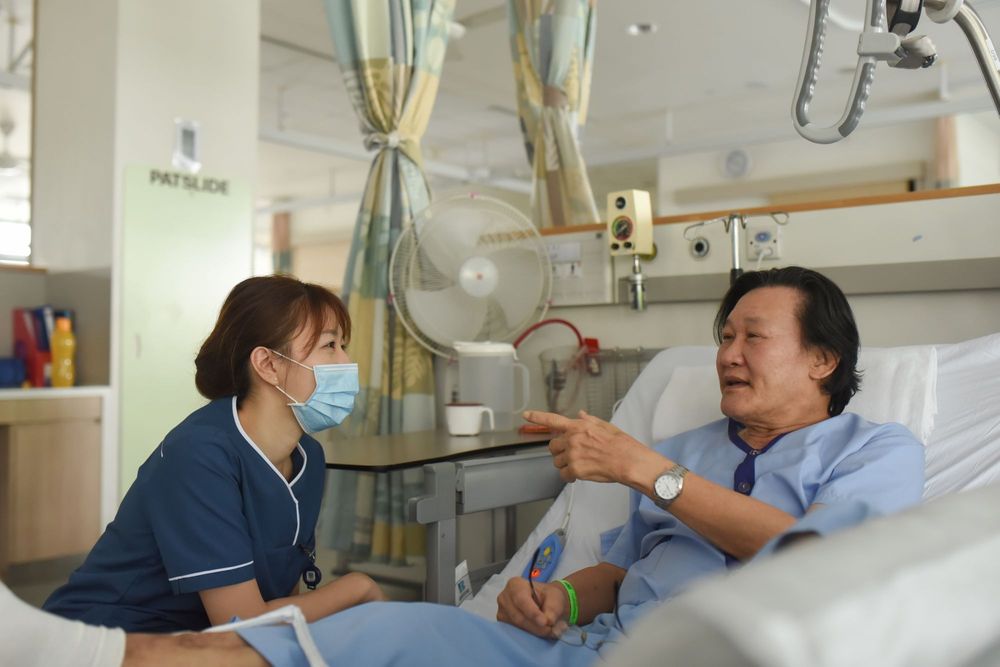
[232,266,925,666]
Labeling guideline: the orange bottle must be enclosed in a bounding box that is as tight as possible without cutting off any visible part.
[51,317,76,388]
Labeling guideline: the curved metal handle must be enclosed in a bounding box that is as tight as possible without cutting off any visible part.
[513,361,531,413]
[792,0,886,143]
[951,2,1000,115]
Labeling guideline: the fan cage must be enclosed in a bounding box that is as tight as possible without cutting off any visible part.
[389,194,552,358]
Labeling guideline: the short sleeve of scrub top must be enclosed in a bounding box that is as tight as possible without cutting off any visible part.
[144,431,256,594]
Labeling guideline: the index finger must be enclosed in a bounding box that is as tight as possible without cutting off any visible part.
[523,410,575,432]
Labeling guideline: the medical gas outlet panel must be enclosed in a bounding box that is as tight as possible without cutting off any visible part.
[745,219,783,261]
[607,190,653,256]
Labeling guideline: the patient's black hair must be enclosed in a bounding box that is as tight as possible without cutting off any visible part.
[713,266,861,417]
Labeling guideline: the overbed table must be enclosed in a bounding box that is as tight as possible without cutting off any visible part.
[321,429,565,603]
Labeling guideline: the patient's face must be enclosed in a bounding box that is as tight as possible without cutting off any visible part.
[716,286,828,429]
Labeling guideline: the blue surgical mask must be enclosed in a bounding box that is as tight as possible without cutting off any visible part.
[271,350,359,433]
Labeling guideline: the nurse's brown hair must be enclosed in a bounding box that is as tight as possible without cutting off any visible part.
[195,275,351,403]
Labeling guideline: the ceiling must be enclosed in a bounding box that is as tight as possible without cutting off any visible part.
[258,0,1000,216]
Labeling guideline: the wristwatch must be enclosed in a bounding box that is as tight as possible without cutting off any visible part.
[652,463,689,509]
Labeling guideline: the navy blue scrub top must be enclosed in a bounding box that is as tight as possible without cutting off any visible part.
[43,397,326,633]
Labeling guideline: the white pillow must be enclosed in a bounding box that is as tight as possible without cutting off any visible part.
[651,366,723,442]
[855,345,937,444]
[925,332,1000,498]
[650,345,938,445]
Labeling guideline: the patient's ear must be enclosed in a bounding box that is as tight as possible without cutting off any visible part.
[808,348,838,382]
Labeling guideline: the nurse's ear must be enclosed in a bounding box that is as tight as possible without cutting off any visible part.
[248,346,284,387]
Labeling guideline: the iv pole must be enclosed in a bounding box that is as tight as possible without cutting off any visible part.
[724,214,747,287]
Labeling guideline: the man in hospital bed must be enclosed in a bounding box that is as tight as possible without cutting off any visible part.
[226,266,924,667]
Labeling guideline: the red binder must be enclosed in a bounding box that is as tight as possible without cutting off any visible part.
[12,308,50,387]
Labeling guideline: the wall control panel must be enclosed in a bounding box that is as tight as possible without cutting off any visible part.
[607,189,653,257]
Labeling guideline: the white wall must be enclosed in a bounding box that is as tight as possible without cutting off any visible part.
[657,120,936,215]
[955,111,1000,186]
[113,2,259,199]
[32,0,118,271]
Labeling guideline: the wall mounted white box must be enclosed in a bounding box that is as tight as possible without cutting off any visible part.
[746,221,783,261]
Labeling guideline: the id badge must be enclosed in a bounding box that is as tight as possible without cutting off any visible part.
[299,544,321,590]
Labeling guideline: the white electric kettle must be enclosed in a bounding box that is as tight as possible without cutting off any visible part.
[453,341,530,432]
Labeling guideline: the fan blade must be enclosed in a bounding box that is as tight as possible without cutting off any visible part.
[484,247,547,332]
[473,296,513,341]
[415,207,495,279]
[404,285,489,348]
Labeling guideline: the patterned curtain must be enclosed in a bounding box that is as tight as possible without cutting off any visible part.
[508,0,599,228]
[318,0,455,566]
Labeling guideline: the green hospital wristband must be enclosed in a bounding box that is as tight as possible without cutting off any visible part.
[556,579,579,626]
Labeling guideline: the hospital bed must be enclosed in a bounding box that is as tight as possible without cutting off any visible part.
[459,332,1000,664]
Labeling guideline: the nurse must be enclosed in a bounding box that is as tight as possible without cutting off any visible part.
[44,275,385,632]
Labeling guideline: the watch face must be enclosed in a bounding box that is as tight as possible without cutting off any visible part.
[655,473,681,500]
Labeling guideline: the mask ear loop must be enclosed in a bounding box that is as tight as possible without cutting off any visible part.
[273,383,303,406]
[268,349,307,405]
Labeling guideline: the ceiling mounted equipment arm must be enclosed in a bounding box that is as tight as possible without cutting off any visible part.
[792,0,890,144]
[928,0,1000,115]
[793,0,999,144]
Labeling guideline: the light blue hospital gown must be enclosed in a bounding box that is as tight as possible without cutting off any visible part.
[239,413,924,667]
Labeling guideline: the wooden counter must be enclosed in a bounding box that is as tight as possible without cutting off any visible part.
[0,393,103,573]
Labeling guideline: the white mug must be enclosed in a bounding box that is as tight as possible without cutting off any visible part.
[445,403,495,436]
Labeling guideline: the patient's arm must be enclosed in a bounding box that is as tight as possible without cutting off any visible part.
[199,571,386,628]
[627,461,797,560]
[526,410,797,561]
[496,562,626,637]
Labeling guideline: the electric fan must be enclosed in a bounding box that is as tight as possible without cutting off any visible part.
[389,194,552,357]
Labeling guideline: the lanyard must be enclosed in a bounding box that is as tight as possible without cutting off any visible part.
[299,544,322,590]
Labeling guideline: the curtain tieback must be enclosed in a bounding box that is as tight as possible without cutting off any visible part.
[363,130,424,168]
[365,130,410,151]
[543,85,569,108]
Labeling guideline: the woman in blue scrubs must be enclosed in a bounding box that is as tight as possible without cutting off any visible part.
[44,275,385,632]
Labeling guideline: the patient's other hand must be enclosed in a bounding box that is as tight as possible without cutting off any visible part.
[496,577,567,638]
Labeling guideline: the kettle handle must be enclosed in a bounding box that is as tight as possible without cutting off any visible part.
[513,361,531,413]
